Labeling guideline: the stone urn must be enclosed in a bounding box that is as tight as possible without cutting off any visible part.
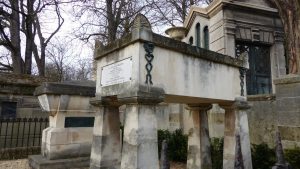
[165,27,187,41]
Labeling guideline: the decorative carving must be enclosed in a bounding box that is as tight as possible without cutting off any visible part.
[144,42,155,85]
[239,67,247,96]
[132,13,152,31]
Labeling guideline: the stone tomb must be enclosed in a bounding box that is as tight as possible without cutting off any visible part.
[90,14,253,169]
[29,81,96,169]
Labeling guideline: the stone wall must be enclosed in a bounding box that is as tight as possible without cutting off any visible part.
[247,95,277,147]
[0,73,49,118]
[274,75,300,148]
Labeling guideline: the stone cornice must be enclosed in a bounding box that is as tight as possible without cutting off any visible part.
[35,81,96,96]
[184,0,279,31]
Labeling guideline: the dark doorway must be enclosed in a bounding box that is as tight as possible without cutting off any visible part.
[236,42,272,95]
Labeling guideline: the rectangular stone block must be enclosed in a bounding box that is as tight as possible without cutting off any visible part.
[29,155,90,169]
[78,142,92,157]
[278,126,300,142]
[277,110,300,126]
[276,97,300,112]
[276,83,300,98]
[69,128,93,144]
[46,143,81,160]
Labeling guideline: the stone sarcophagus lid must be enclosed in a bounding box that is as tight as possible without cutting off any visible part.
[29,81,96,169]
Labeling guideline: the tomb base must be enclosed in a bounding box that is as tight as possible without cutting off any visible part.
[28,155,90,169]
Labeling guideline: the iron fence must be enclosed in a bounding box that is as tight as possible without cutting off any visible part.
[0,117,49,160]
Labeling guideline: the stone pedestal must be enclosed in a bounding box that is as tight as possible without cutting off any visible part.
[29,81,96,169]
[89,99,121,169]
[121,103,159,169]
[274,75,300,148]
[220,97,252,169]
[186,104,212,169]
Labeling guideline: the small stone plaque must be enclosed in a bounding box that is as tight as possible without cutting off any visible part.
[65,117,95,128]
[101,57,132,87]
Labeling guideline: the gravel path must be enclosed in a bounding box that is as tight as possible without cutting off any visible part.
[0,159,30,169]
[0,159,186,169]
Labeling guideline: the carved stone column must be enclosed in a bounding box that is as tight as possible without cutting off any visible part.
[89,99,121,169]
[120,95,163,169]
[186,104,212,169]
[220,97,252,169]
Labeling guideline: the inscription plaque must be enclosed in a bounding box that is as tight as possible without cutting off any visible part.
[65,117,95,128]
[101,57,132,87]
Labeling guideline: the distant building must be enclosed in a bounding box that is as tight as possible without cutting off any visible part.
[163,0,298,148]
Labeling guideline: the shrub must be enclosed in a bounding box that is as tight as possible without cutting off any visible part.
[285,147,300,169]
[211,137,223,169]
[251,143,276,169]
[158,129,188,162]
[156,130,300,169]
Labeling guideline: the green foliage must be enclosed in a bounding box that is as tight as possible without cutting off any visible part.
[285,147,300,169]
[251,143,276,169]
[156,130,300,169]
[157,129,188,162]
[211,138,224,169]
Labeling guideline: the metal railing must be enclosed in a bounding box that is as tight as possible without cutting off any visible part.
[0,117,49,160]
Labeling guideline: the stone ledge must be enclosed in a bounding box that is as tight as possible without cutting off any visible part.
[28,155,90,169]
[35,81,96,96]
[273,74,300,85]
[247,94,276,101]
[0,72,50,86]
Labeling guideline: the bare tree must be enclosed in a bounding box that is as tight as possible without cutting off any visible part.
[147,0,213,27]
[0,48,13,71]
[46,38,73,81]
[45,37,93,81]
[71,0,151,44]
[266,0,300,74]
[0,0,66,75]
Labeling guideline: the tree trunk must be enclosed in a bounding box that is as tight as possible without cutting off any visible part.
[24,0,35,74]
[273,0,300,74]
[10,0,24,74]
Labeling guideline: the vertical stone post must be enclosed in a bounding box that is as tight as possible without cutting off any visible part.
[220,97,252,169]
[186,104,212,169]
[90,99,121,169]
[120,96,162,169]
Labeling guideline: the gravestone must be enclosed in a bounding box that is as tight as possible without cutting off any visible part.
[28,81,96,169]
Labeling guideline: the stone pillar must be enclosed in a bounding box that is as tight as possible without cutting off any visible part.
[120,100,160,169]
[186,104,212,169]
[90,101,121,169]
[220,97,252,169]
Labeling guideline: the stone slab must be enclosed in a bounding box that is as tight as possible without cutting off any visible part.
[28,155,89,169]
[35,81,95,97]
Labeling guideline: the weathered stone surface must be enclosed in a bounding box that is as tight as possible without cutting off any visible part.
[121,104,159,169]
[186,104,212,169]
[89,105,121,169]
[160,140,170,169]
[221,97,252,169]
[275,75,300,148]
[28,155,89,169]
